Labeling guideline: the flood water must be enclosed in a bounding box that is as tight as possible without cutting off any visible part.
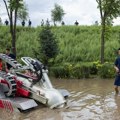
[0,78,120,120]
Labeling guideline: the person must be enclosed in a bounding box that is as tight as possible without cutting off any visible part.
[46,18,50,26]
[61,21,65,26]
[22,20,25,27]
[74,20,79,26]
[5,19,9,26]
[0,58,2,71]
[6,48,16,71]
[41,19,44,26]
[114,48,120,95]
[28,19,32,27]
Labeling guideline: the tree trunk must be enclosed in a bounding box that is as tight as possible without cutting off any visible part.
[12,0,18,56]
[12,29,16,56]
[9,10,15,53]
[3,0,18,56]
[53,21,56,26]
[9,9,16,56]
[100,17,106,64]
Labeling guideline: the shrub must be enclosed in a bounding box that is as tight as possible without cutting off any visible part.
[71,63,91,79]
[98,62,115,78]
[90,61,101,75]
[50,62,92,79]
[50,62,115,79]
[50,65,69,78]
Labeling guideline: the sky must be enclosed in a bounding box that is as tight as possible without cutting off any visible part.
[0,0,120,27]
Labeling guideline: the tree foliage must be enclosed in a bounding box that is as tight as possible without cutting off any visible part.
[96,0,120,63]
[51,3,65,26]
[3,0,28,55]
[39,25,59,65]
[17,2,28,21]
[96,0,120,21]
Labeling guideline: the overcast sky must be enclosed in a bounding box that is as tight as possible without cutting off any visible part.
[0,0,120,27]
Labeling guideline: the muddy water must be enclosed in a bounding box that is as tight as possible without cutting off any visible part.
[0,78,120,120]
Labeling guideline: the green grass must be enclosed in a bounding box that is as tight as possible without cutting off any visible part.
[0,25,120,63]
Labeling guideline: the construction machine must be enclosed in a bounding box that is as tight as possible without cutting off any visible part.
[0,54,69,111]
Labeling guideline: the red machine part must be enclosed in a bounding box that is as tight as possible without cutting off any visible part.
[14,77,30,97]
[0,77,30,97]
[0,99,14,113]
[0,100,4,108]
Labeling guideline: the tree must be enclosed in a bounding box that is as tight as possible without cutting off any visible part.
[3,0,28,55]
[51,3,65,26]
[96,0,120,63]
[39,24,59,65]
[17,2,28,22]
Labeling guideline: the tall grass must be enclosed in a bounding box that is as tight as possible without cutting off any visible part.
[0,25,120,63]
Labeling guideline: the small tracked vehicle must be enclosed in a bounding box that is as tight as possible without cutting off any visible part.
[0,54,69,111]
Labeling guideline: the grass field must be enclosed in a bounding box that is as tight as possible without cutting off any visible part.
[0,25,120,63]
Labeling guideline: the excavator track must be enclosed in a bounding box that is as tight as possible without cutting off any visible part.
[0,54,42,86]
[0,53,22,69]
[0,53,30,72]
[0,54,42,85]
[0,71,17,97]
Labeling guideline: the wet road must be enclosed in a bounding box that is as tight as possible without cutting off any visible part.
[0,78,120,120]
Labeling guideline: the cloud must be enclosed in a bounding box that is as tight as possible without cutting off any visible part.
[24,0,101,26]
[58,0,100,25]
[113,17,120,25]
[0,0,120,26]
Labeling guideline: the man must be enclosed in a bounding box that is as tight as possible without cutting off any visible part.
[22,20,25,27]
[114,48,120,94]
[74,20,79,26]
[5,19,9,26]
[28,19,32,27]
[6,48,16,71]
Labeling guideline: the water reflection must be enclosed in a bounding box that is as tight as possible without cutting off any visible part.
[1,78,120,120]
